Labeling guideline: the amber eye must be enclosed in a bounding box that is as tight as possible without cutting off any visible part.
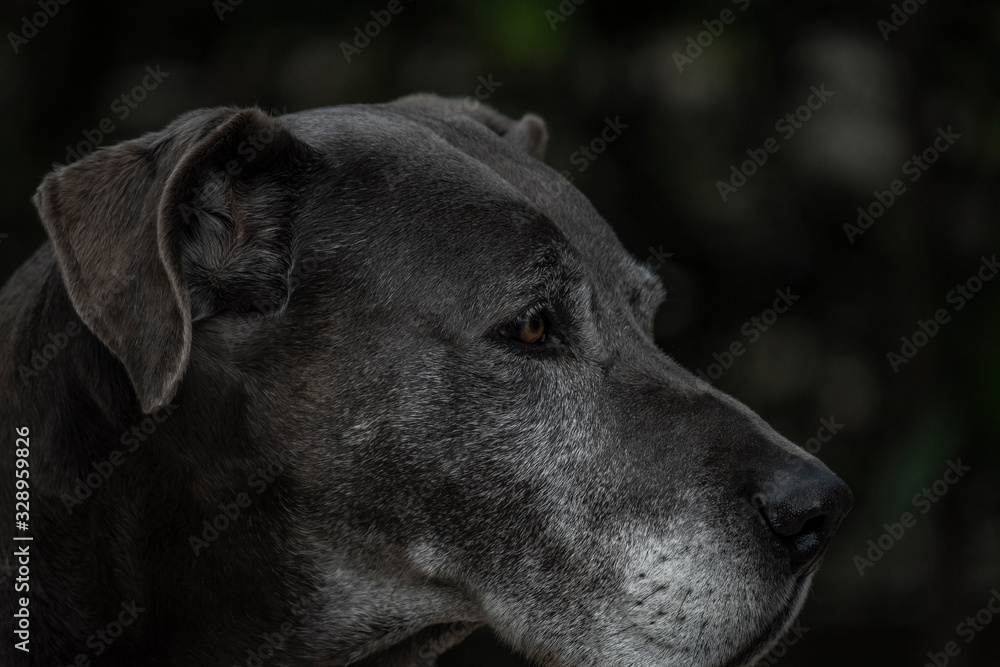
[502,312,547,344]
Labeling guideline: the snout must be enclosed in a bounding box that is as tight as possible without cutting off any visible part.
[753,461,853,576]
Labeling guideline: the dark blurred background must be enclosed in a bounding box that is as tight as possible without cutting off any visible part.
[1,0,997,665]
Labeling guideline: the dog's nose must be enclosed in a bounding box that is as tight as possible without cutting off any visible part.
[754,462,853,576]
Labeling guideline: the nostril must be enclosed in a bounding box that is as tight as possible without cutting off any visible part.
[762,500,830,538]
[798,515,827,538]
[754,471,852,575]
[758,502,835,574]
[792,516,828,554]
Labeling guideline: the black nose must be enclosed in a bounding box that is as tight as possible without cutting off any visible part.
[754,462,853,576]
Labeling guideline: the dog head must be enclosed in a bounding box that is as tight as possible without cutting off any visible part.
[34,96,851,666]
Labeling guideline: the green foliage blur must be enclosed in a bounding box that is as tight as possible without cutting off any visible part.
[0,0,997,664]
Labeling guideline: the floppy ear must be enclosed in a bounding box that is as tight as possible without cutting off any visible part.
[393,94,549,160]
[33,107,311,414]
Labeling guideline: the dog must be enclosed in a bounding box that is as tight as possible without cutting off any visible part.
[0,95,851,666]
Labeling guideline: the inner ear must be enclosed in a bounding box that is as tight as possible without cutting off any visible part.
[164,112,308,322]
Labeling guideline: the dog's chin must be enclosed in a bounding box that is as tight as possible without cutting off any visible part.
[717,573,813,667]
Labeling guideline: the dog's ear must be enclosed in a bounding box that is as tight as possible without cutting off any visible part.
[501,112,548,161]
[393,94,549,160]
[33,107,311,414]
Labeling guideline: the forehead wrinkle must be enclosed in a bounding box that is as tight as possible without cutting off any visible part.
[488,236,587,319]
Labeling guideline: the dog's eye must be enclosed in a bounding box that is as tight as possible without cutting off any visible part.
[501,312,548,344]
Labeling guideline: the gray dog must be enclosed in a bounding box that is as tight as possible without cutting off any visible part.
[0,95,851,666]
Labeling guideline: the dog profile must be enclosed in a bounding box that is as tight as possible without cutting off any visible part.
[0,95,851,666]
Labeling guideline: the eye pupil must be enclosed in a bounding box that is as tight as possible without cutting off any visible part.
[520,315,545,343]
[501,311,549,344]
